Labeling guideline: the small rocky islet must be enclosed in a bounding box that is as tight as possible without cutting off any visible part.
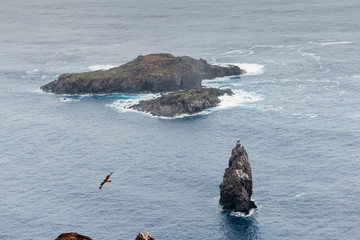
[219,141,257,214]
[130,87,233,117]
[41,53,245,117]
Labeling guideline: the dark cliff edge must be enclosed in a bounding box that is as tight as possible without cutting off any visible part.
[41,53,244,94]
[219,140,257,215]
[130,87,233,117]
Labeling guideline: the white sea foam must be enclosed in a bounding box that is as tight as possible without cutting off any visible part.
[26,69,39,74]
[88,64,117,71]
[299,51,321,62]
[215,89,264,110]
[219,63,264,76]
[229,208,256,217]
[316,41,352,46]
[223,49,254,56]
[107,93,161,115]
[291,193,306,199]
[290,112,318,119]
[352,113,360,118]
[58,97,80,103]
[350,74,360,79]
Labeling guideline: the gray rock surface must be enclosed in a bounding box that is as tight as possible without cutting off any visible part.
[130,87,232,117]
[219,140,257,214]
[41,53,244,94]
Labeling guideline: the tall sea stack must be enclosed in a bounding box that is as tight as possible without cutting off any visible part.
[219,140,256,214]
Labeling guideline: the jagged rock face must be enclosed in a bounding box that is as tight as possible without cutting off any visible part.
[130,87,232,117]
[219,141,257,214]
[135,232,155,240]
[55,232,92,240]
[41,53,244,94]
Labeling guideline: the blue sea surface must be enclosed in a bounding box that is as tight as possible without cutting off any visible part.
[1,1,360,239]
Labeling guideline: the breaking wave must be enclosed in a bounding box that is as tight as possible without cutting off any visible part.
[88,64,117,71]
[215,89,264,110]
[229,208,256,217]
[106,88,263,119]
[218,63,264,76]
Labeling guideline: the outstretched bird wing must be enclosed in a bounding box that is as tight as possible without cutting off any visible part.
[104,172,113,181]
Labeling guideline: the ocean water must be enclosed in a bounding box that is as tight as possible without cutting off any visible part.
[1,1,360,239]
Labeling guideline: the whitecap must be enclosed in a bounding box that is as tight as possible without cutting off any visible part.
[290,112,318,119]
[26,69,40,74]
[222,49,254,56]
[88,64,117,71]
[291,193,306,199]
[352,113,360,118]
[316,41,352,46]
[350,74,360,79]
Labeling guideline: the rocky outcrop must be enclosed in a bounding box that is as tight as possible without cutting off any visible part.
[135,232,155,240]
[219,140,257,214]
[55,232,92,240]
[41,53,244,94]
[130,87,232,117]
[55,232,154,240]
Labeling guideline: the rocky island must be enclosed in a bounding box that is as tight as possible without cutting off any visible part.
[41,53,244,94]
[219,140,257,215]
[130,87,232,117]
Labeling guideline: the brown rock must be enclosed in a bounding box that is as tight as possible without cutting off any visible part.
[55,232,92,240]
[135,232,155,240]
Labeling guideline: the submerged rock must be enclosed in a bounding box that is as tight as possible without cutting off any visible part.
[219,140,257,214]
[135,232,155,240]
[41,53,244,94]
[55,232,92,240]
[130,87,232,117]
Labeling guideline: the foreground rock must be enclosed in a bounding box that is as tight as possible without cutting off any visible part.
[135,232,155,240]
[130,87,232,117]
[55,232,92,240]
[219,140,257,214]
[55,232,154,240]
[41,53,244,94]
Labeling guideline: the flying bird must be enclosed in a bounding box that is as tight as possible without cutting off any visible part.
[99,172,113,189]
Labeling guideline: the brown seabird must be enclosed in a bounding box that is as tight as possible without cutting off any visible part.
[99,172,113,189]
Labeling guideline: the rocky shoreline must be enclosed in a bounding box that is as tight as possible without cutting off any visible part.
[41,53,244,94]
[130,87,232,117]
